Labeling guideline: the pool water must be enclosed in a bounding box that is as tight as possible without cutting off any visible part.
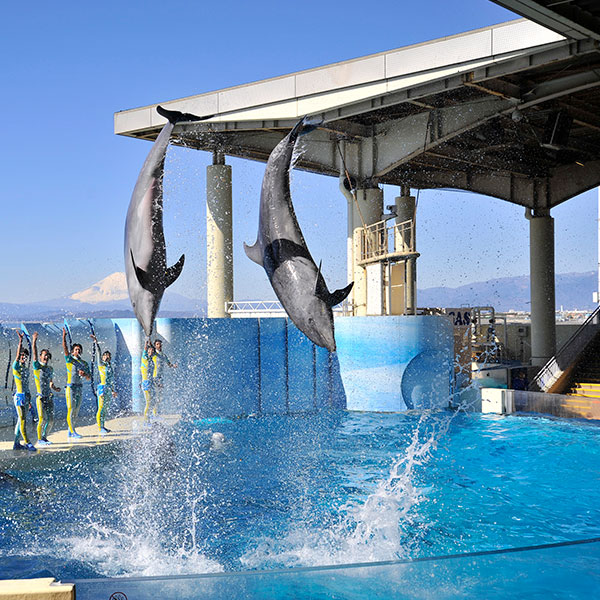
[1,410,600,584]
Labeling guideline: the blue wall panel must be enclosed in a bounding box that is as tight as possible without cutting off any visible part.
[1,315,453,425]
[335,316,453,411]
[315,345,331,409]
[259,319,288,415]
[169,319,260,418]
[287,321,316,412]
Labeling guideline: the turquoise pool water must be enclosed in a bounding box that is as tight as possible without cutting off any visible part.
[1,411,600,596]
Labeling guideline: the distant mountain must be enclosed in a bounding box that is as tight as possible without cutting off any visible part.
[418,271,596,312]
[70,272,129,303]
[0,270,595,323]
[0,272,207,323]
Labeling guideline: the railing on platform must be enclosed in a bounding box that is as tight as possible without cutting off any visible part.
[531,303,600,392]
[226,300,352,317]
[359,218,415,264]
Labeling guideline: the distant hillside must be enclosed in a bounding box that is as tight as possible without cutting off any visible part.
[418,271,596,312]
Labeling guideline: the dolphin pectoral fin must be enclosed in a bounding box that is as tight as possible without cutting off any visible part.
[244,242,263,266]
[165,254,185,288]
[327,282,354,307]
[131,250,153,292]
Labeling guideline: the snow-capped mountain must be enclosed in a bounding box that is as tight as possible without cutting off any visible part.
[0,273,206,322]
[70,272,129,304]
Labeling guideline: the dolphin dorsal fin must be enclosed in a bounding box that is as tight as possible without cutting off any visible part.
[326,282,354,308]
[314,260,323,295]
[314,261,331,302]
[244,242,263,266]
[130,250,152,291]
[165,254,185,288]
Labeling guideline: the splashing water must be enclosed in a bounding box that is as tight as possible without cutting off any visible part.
[240,412,452,569]
[61,423,224,577]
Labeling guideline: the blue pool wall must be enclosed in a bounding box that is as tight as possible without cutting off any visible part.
[0,315,453,423]
[335,316,454,411]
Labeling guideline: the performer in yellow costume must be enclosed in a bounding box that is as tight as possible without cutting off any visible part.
[151,339,177,416]
[32,332,61,446]
[90,334,117,435]
[12,331,36,451]
[140,340,155,422]
[62,328,91,438]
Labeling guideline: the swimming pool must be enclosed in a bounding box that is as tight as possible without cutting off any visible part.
[1,410,600,597]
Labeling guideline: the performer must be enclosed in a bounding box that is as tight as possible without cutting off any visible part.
[32,332,60,446]
[140,341,155,423]
[90,334,117,435]
[62,328,91,438]
[12,331,35,451]
[151,339,177,416]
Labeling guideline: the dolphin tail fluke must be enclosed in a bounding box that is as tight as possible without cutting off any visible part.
[165,254,185,288]
[289,116,323,143]
[327,282,354,307]
[156,105,214,124]
[243,242,263,266]
[131,250,153,292]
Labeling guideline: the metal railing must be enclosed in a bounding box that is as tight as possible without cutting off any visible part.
[531,304,600,392]
[359,219,415,263]
[226,300,351,317]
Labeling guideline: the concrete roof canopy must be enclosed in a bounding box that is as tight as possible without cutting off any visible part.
[115,17,600,210]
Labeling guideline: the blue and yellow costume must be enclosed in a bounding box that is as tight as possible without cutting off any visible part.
[33,359,55,442]
[65,354,90,435]
[141,349,154,421]
[96,354,114,431]
[12,359,32,449]
[151,350,172,415]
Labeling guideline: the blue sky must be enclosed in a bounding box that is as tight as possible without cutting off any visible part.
[0,0,596,304]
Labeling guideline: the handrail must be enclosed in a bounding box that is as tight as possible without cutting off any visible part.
[531,304,600,391]
[226,300,350,316]
[359,218,415,262]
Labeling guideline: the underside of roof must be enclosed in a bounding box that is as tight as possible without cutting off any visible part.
[115,19,600,210]
[492,0,600,41]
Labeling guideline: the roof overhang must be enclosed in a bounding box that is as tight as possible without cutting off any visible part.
[492,0,600,41]
[115,18,600,210]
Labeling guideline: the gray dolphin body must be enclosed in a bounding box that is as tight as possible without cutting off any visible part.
[124,105,210,337]
[244,117,353,352]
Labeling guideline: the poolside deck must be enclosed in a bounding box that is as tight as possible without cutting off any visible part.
[0,414,180,455]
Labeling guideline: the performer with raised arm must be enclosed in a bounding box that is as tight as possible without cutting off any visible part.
[32,332,60,446]
[12,331,35,451]
[90,334,117,435]
[140,340,155,423]
[62,328,91,438]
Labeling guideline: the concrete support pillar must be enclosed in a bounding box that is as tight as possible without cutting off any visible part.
[352,187,383,316]
[206,153,233,318]
[339,173,356,288]
[128,319,145,413]
[395,186,417,315]
[528,209,556,366]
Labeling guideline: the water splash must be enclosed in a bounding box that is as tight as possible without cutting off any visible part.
[240,412,450,569]
[62,423,223,577]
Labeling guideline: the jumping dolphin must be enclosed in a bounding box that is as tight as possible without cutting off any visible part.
[124,105,211,337]
[244,117,353,352]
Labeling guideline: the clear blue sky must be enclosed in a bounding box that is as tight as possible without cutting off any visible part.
[0,0,596,304]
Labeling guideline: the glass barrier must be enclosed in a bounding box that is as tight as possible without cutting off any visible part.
[73,538,600,600]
